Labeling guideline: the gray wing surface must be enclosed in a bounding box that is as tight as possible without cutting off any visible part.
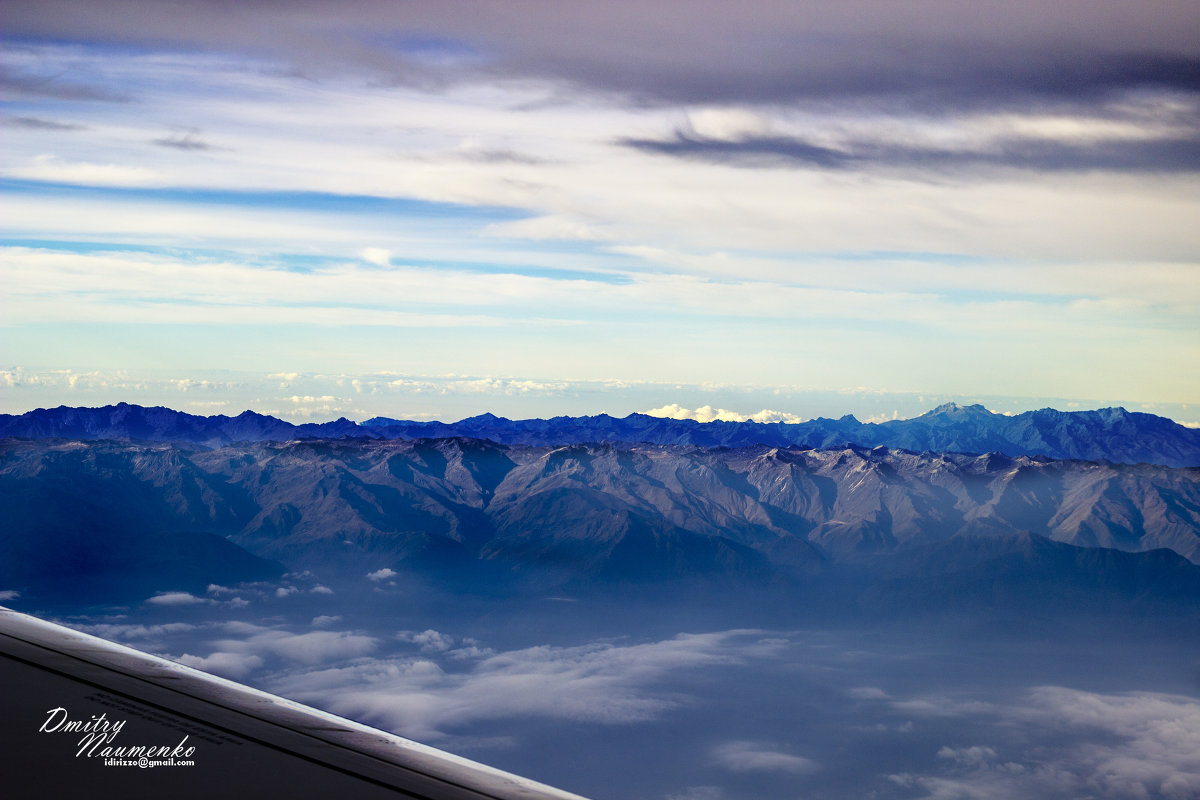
[0,607,590,799]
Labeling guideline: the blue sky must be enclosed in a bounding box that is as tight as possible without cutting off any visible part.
[2,1,1198,423]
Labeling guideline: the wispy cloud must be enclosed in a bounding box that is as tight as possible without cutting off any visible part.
[175,623,379,679]
[622,109,1200,174]
[269,630,770,742]
[152,130,218,152]
[711,741,818,774]
[3,115,86,131]
[76,622,198,640]
[8,154,162,186]
[6,249,1195,357]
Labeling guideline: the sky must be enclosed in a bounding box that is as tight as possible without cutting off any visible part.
[2,0,1198,423]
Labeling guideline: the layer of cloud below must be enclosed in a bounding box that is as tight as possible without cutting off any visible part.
[882,686,1200,800]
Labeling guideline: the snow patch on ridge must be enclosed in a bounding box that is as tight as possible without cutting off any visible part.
[645,404,806,424]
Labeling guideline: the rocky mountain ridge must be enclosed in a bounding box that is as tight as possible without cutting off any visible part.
[4,436,1198,606]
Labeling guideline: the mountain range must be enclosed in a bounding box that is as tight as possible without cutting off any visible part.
[2,401,1199,467]
[3,430,1198,612]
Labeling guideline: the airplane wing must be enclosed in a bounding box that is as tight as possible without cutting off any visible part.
[0,606,590,799]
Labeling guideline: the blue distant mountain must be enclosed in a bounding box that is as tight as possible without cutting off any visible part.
[2,401,1199,467]
[0,403,362,448]
[364,403,1200,468]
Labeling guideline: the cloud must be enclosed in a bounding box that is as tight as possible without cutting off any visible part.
[0,63,129,102]
[311,585,334,594]
[311,615,342,627]
[665,788,723,800]
[454,147,548,166]
[623,129,1200,174]
[3,115,85,131]
[269,630,765,741]
[245,630,378,665]
[711,741,818,774]
[152,131,216,151]
[7,154,162,186]
[360,247,391,267]
[182,626,380,671]
[889,696,999,718]
[176,651,264,680]
[484,215,598,241]
[937,745,999,766]
[1023,687,1200,794]
[288,395,342,404]
[0,590,20,602]
[446,643,494,660]
[624,132,848,169]
[398,629,455,653]
[146,591,209,606]
[366,568,397,581]
[879,687,1200,800]
[2,13,1198,412]
[0,248,594,328]
[5,1,1197,114]
[77,622,197,640]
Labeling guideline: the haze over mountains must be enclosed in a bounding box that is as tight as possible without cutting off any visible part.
[3,401,1199,467]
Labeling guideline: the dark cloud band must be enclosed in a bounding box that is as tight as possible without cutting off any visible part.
[4,1,1198,112]
[622,130,1200,174]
